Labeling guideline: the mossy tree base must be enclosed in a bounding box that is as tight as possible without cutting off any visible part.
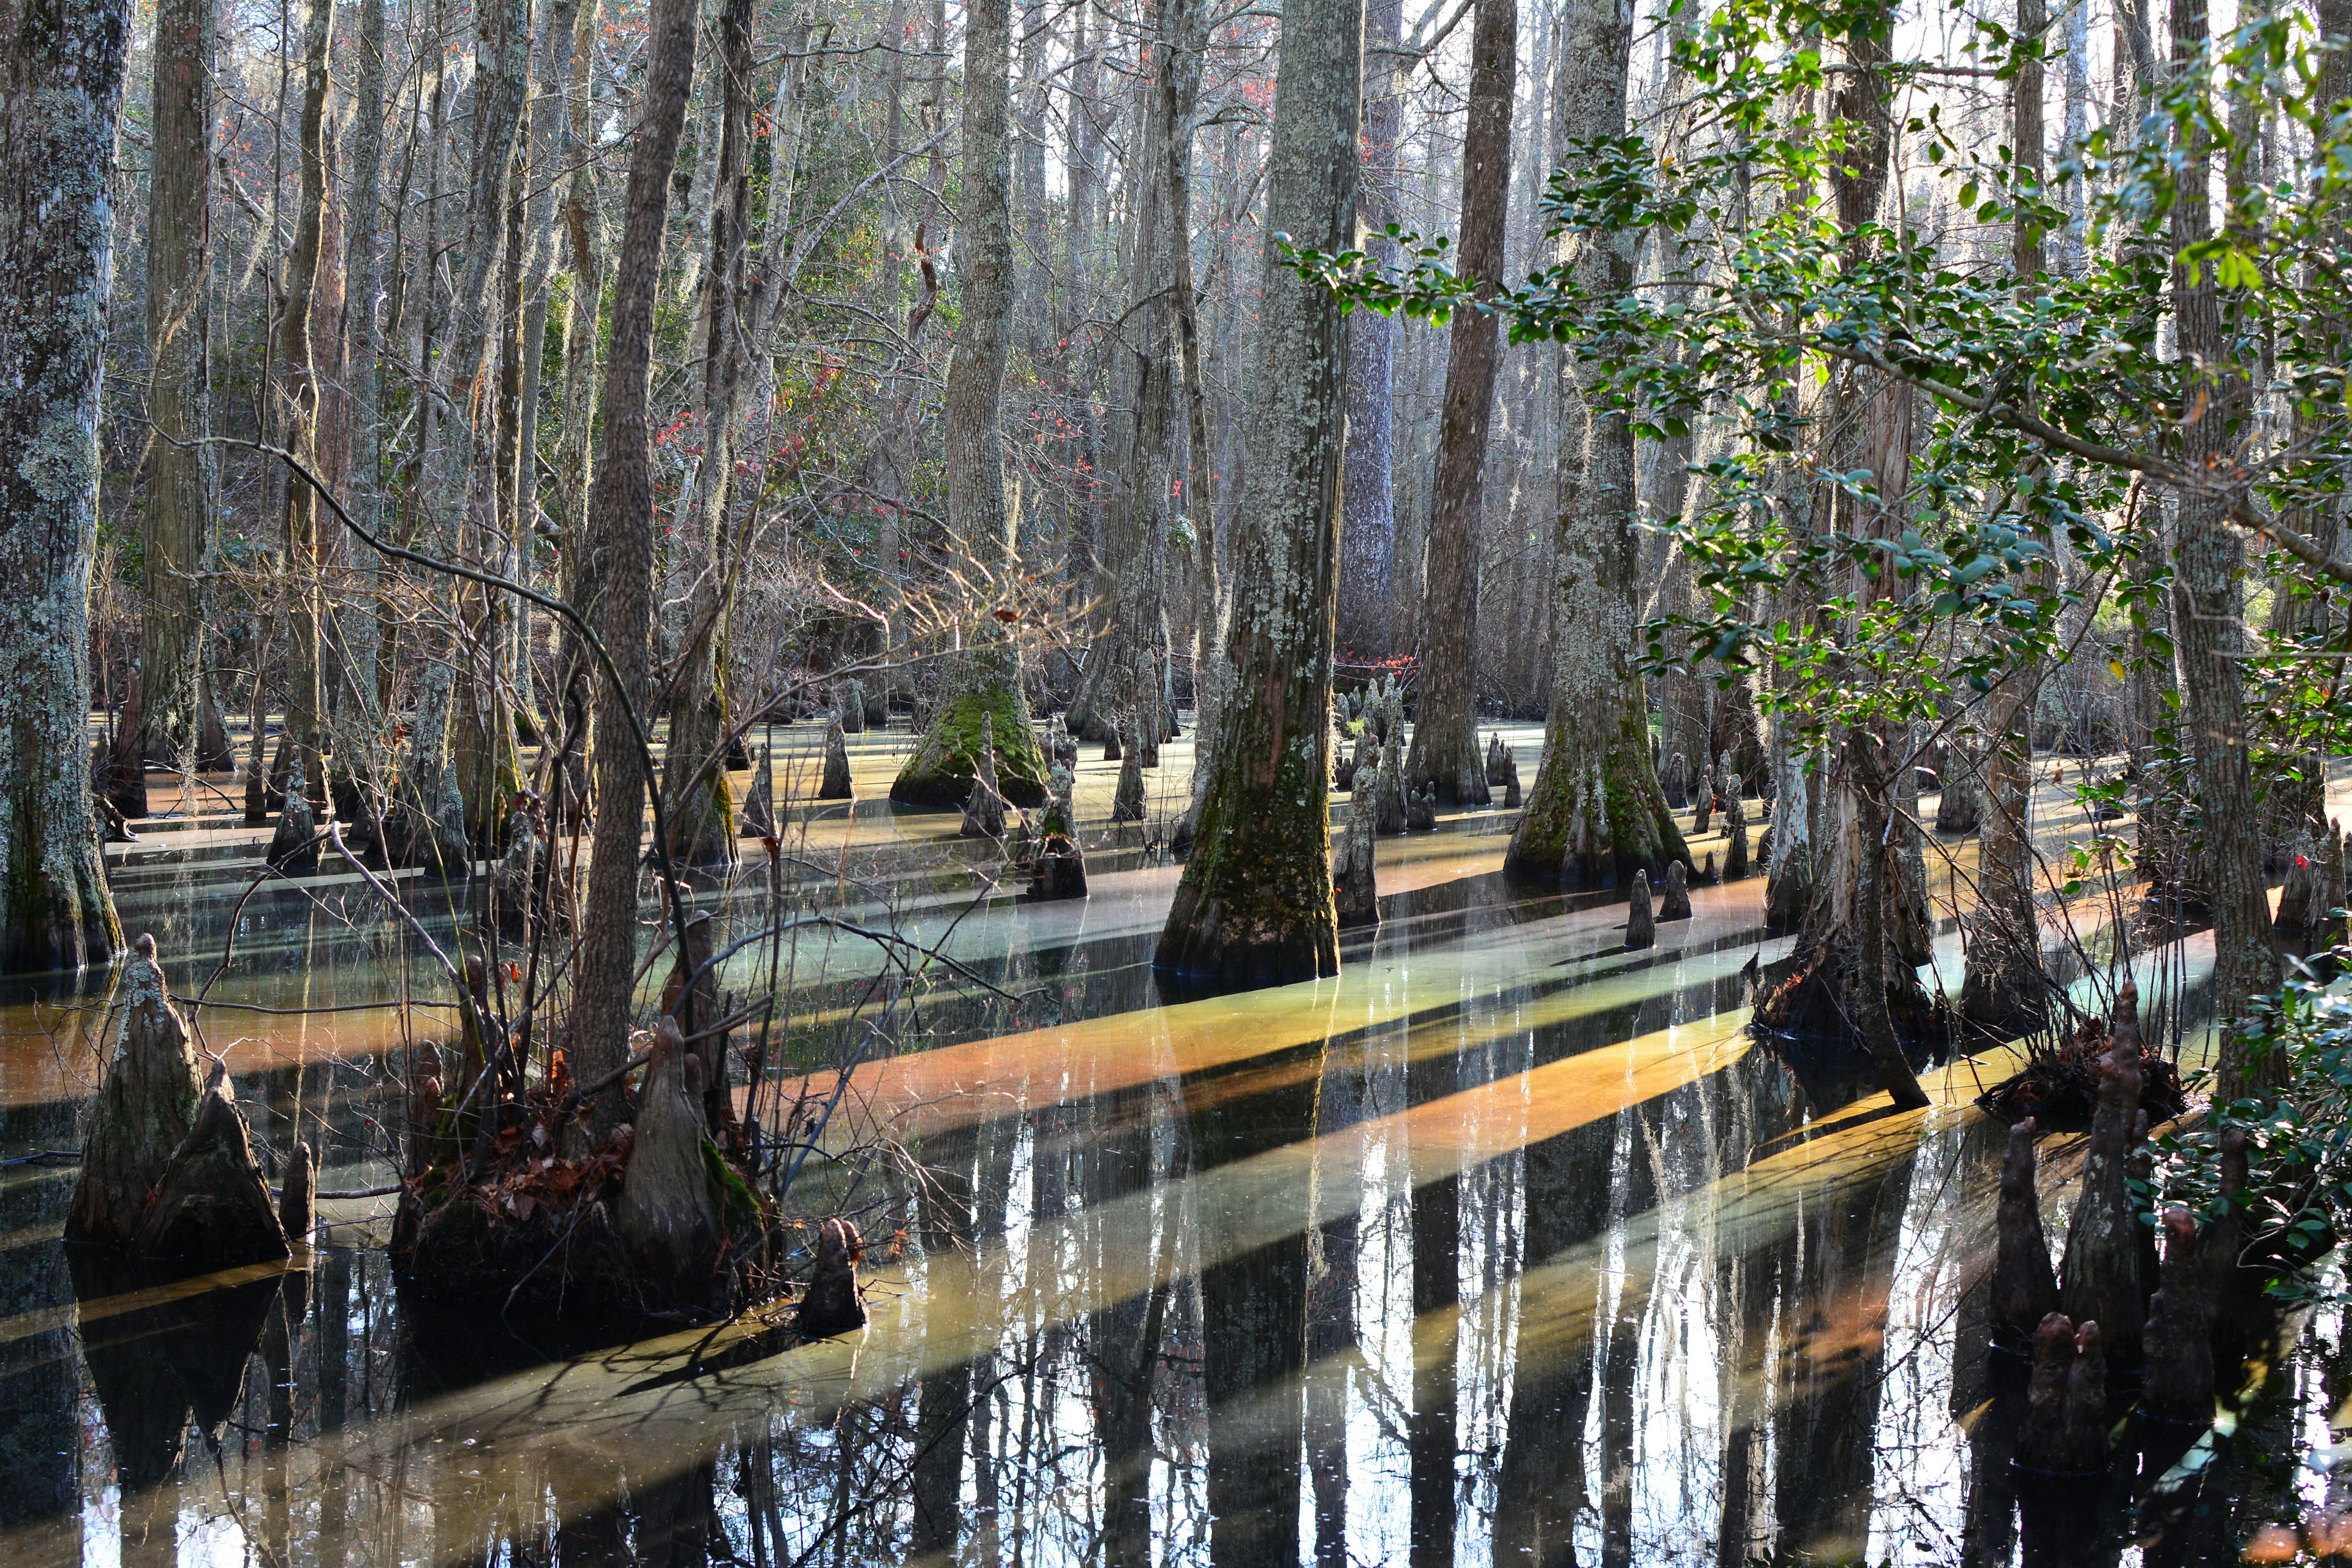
[892,643,1049,809]
[1503,689,1687,888]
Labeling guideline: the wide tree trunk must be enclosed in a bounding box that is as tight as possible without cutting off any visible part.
[1504,0,1683,887]
[1406,0,1513,808]
[568,0,699,1140]
[129,0,228,778]
[0,0,129,972]
[893,0,1046,809]
[2169,0,2277,1101]
[1154,0,1364,984]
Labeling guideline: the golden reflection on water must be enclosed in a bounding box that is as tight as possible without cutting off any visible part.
[0,787,2321,1567]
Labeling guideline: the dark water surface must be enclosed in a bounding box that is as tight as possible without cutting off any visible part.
[0,736,2339,1567]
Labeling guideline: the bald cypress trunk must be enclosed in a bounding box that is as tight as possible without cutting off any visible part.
[659,0,751,869]
[0,0,128,972]
[130,0,228,777]
[1154,0,1364,985]
[1406,0,1513,808]
[1336,0,1401,663]
[404,0,527,858]
[339,0,386,782]
[276,0,336,811]
[1504,0,1684,887]
[568,0,699,1139]
[2169,0,2278,1098]
[894,0,1045,807]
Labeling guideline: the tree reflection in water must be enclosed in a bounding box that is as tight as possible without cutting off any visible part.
[0,810,2335,1566]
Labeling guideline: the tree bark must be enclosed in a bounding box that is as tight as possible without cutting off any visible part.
[2169,0,2278,1098]
[894,0,1046,807]
[1337,0,1402,663]
[1406,0,1514,808]
[130,0,227,776]
[405,0,528,856]
[1154,0,1364,984]
[568,0,700,1139]
[0,0,129,971]
[1504,0,1684,887]
[276,0,336,811]
[339,0,387,783]
[660,0,752,868]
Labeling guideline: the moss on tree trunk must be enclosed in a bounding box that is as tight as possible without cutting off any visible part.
[1152,0,1360,987]
[0,0,132,971]
[892,641,1049,808]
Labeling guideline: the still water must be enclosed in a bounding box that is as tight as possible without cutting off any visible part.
[0,723,2339,1567]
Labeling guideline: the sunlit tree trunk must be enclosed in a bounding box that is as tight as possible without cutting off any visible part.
[1154,0,1364,985]
[1406,0,1513,807]
[659,0,750,867]
[1506,0,1684,886]
[570,0,699,1138]
[339,0,387,786]
[129,0,230,781]
[0,0,129,971]
[892,0,1053,808]
[276,0,337,811]
[1337,0,1402,663]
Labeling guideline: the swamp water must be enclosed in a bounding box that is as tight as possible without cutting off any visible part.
[0,722,2341,1567]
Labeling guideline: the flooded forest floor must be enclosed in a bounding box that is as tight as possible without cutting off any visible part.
[2,715,2346,1566]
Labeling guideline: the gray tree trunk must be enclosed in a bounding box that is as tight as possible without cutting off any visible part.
[2169,0,2278,1099]
[276,0,336,810]
[1155,0,1365,984]
[1337,0,1402,663]
[405,0,528,853]
[130,0,228,777]
[1406,0,1514,807]
[0,0,129,971]
[339,0,387,780]
[894,0,1048,806]
[1504,0,1684,887]
[569,0,701,1138]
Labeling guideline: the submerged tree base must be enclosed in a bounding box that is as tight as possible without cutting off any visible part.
[391,1074,783,1321]
[891,644,1050,809]
[1753,954,1951,1059]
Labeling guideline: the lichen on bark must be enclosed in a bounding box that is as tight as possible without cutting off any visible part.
[0,0,132,971]
[1154,0,1361,986]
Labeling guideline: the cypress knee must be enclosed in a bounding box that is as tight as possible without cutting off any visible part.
[133,1066,290,1268]
[67,933,205,1248]
[1335,781,1379,928]
[1625,873,1656,951]
[818,720,853,801]
[279,1140,316,1245]
[797,1216,867,1336]
[1659,859,1692,921]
